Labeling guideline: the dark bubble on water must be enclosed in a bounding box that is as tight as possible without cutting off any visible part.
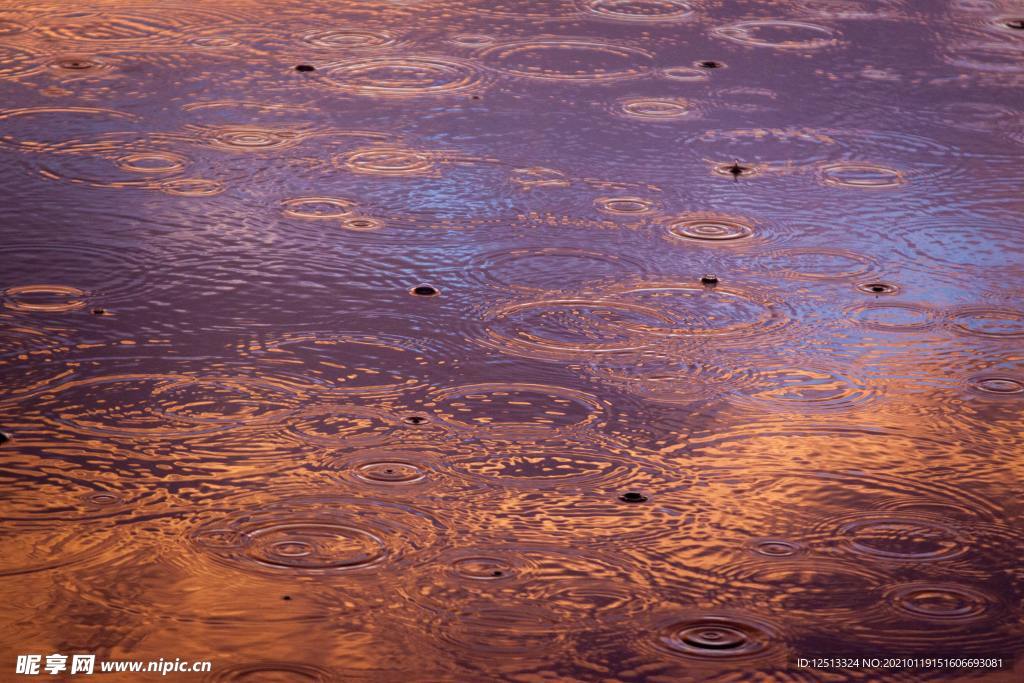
[52,56,101,71]
[411,284,440,297]
[857,282,899,295]
[452,556,515,580]
[715,160,758,179]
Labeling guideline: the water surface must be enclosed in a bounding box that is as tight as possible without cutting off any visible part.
[1,0,1023,680]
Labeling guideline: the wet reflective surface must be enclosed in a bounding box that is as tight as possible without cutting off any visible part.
[1,0,1023,680]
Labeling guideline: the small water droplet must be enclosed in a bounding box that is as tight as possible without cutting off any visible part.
[857,282,898,295]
